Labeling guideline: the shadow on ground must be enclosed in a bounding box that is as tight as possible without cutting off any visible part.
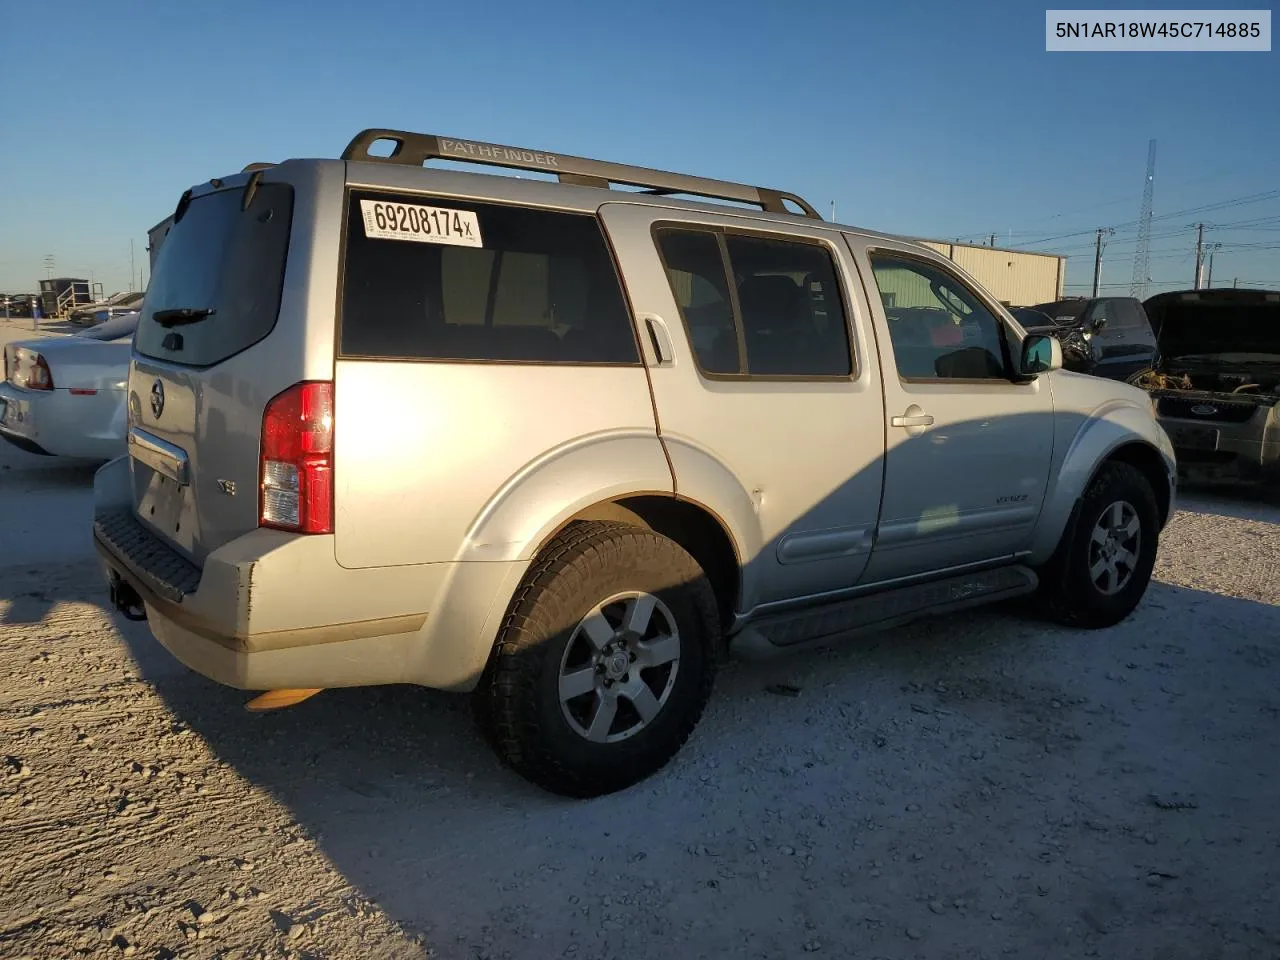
[6,458,1279,957]
[102,575,1280,959]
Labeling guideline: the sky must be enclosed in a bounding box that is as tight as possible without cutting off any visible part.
[1,0,1277,298]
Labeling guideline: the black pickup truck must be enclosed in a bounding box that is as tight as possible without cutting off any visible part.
[1019,296,1158,382]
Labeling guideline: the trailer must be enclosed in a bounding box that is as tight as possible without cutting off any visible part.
[38,277,99,319]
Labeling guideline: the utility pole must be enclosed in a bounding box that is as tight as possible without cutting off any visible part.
[830,201,836,221]
[989,233,997,247]
[1192,223,1206,289]
[1092,227,1114,297]
[1204,242,1222,288]
[130,239,136,293]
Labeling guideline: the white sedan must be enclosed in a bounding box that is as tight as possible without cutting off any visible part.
[0,312,138,461]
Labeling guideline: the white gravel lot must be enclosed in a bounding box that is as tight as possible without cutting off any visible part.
[1,318,1278,960]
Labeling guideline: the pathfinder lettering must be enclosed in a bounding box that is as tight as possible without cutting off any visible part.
[440,139,560,168]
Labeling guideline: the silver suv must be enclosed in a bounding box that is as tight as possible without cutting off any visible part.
[94,129,1177,797]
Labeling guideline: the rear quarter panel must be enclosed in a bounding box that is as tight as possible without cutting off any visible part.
[332,361,670,567]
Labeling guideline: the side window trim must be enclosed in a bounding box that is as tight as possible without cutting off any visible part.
[866,247,1020,385]
[651,220,860,382]
[715,231,750,374]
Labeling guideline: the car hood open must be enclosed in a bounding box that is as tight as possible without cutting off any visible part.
[1144,288,1280,365]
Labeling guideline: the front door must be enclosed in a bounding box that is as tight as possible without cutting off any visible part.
[851,241,1055,584]
[598,202,887,615]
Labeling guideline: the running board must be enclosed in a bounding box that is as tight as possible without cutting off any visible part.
[729,564,1038,660]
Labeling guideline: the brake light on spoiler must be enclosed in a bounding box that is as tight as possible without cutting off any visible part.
[259,381,334,534]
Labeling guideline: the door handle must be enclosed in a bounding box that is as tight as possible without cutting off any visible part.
[891,413,934,427]
[640,313,674,366]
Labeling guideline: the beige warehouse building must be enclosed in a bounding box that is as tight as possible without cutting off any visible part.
[916,239,1065,307]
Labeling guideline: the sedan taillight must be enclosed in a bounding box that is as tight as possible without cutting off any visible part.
[8,347,54,390]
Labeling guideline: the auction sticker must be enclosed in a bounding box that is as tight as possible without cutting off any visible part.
[359,199,483,247]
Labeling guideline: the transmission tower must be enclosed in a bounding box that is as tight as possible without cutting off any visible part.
[1129,139,1156,298]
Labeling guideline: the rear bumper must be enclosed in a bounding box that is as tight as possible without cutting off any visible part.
[0,381,125,460]
[92,457,527,692]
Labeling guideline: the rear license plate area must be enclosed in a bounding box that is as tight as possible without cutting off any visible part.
[133,465,191,546]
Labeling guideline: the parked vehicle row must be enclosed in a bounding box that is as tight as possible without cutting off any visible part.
[1018,289,1280,487]
[68,290,146,326]
[89,128,1177,799]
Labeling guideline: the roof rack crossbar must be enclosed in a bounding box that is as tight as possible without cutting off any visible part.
[340,128,822,219]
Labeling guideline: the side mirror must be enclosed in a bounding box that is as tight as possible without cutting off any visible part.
[1020,333,1062,376]
[1091,314,1109,332]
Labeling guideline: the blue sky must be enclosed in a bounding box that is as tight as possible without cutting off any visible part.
[2,0,1276,297]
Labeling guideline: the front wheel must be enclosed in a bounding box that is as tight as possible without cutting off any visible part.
[474,521,719,798]
[1040,461,1161,629]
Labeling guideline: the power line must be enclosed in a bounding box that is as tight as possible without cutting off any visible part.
[1012,189,1280,248]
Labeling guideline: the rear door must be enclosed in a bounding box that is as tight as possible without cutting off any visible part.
[127,165,339,565]
[598,202,886,613]
[331,184,666,569]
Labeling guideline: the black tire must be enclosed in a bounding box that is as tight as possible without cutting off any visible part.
[474,520,719,798]
[1040,461,1160,629]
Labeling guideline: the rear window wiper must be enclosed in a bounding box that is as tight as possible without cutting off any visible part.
[153,307,216,328]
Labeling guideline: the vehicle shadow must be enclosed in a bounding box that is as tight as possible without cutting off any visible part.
[101,572,1280,958]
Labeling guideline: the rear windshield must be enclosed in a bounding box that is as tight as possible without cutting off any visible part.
[339,190,638,364]
[134,183,294,367]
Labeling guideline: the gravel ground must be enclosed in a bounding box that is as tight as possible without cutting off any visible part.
[2,318,1278,959]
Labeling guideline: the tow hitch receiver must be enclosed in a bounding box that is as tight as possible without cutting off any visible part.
[245,689,324,712]
[109,575,148,622]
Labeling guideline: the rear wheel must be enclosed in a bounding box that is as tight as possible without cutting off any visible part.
[1041,461,1160,628]
[474,521,718,798]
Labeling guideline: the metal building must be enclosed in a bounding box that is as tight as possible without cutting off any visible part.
[917,240,1065,307]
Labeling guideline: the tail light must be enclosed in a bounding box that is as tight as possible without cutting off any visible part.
[6,347,54,390]
[259,381,334,534]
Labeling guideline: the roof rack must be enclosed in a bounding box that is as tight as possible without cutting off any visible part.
[341,128,822,220]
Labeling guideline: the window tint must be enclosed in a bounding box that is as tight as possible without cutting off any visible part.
[135,184,294,367]
[655,228,852,378]
[1110,298,1143,331]
[341,192,638,364]
[869,254,1010,381]
[1087,299,1117,331]
[654,230,738,373]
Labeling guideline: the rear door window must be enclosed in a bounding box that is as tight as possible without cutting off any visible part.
[654,226,853,378]
[340,191,639,364]
[134,183,294,368]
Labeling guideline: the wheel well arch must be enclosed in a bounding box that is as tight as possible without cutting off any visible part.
[1100,440,1172,527]
[535,495,742,634]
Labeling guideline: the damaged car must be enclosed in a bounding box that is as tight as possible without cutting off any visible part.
[1022,296,1158,382]
[1135,288,1280,486]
